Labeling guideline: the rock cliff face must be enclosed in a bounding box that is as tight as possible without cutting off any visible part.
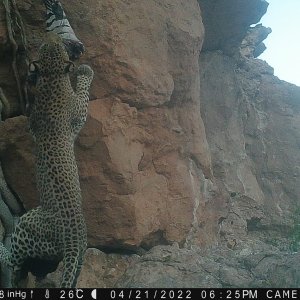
[198,0,300,252]
[0,0,300,287]
[200,52,300,249]
[1,0,220,252]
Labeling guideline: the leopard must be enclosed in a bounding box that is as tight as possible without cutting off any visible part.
[0,32,93,288]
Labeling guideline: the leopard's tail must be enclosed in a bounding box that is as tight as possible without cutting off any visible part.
[0,242,12,267]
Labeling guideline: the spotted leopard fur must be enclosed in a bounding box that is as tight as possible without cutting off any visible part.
[0,33,93,287]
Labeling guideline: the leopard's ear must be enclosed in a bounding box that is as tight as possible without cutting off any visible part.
[29,61,40,73]
[64,61,75,73]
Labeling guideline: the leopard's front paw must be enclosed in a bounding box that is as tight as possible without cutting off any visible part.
[77,64,94,78]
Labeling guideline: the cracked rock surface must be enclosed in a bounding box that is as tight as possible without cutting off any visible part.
[1,0,300,288]
[31,244,300,288]
[0,0,215,251]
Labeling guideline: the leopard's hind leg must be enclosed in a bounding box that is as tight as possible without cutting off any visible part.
[10,207,61,287]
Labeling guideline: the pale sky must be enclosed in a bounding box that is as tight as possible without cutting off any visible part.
[259,0,300,86]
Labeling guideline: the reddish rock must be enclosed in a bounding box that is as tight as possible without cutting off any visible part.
[1,0,299,289]
[0,116,36,210]
[0,0,221,250]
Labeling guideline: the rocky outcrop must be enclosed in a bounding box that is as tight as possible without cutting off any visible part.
[32,243,300,288]
[198,0,269,56]
[116,243,300,288]
[0,0,220,252]
[240,24,272,58]
[1,0,300,288]
[200,50,300,251]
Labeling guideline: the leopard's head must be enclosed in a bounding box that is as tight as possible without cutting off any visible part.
[30,33,74,76]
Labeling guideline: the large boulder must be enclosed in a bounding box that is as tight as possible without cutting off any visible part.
[0,0,220,250]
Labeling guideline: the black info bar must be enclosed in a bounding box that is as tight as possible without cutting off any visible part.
[0,288,298,300]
